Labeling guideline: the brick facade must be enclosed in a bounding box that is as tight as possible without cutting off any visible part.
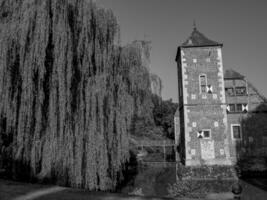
[176,45,232,166]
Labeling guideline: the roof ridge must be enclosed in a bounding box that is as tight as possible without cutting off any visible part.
[247,81,267,102]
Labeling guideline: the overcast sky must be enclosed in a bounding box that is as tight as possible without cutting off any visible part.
[97,0,267,102]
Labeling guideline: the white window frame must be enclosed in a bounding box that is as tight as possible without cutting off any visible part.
[231,124,242,140]
[202,129,211,139]
[199,74,207,94]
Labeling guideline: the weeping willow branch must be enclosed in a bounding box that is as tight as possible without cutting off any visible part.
[0,0,154,190]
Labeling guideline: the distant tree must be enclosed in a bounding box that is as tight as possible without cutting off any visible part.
[152,96,178,139]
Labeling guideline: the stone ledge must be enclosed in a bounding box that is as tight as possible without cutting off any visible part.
[177,164,238,181]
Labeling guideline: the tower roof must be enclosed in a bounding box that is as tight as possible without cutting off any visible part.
[181,27,222,48]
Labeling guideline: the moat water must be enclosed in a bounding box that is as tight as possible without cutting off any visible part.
[240,178,267,200]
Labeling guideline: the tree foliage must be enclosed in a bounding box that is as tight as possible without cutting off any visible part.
[152,96,178,139]
[0,0,153,190]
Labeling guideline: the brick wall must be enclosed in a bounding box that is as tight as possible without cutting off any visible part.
[178,46,232,166]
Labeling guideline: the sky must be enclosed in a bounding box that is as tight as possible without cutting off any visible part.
[97,0,267,102]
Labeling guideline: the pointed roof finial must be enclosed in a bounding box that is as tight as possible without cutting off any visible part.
[193,20,197,31]
[181,21,222,47]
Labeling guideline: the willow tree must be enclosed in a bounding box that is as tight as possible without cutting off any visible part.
[0,0,154,190]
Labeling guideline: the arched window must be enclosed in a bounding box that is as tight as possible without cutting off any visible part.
[199,74,207,93]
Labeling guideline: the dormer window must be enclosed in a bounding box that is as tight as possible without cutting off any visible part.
[199,74,207,93]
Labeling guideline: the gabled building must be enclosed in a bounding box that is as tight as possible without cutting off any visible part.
[174,27,267,166]
[224,69,267,159]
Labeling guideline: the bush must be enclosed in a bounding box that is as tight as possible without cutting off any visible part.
[167,180,208,198]
[168,179,236,198]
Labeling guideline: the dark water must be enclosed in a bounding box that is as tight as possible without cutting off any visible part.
[240,179,267,200]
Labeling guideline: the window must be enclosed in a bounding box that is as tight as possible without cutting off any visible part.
[203,129,211,139]
[236,104,243,112]
[228,104,235,112]
[199,74,207,93]
[227,104,247,113]
[225,87,234,96]
[231,124,241,140]
[225,87,247,96]
[235,87,246,96]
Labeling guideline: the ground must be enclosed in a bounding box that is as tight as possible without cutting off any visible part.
[1,178,267,200]
[0,179,180,200]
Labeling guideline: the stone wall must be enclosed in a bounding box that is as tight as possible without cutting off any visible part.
[176,164,238,180]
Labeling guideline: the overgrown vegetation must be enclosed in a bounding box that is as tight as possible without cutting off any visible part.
[152,96,178,140]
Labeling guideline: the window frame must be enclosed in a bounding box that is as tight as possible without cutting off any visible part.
[228,104,236,112]
[231,124,242,140]
[199,74,207,94]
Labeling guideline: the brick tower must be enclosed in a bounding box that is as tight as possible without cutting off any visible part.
[175,26,233,166]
